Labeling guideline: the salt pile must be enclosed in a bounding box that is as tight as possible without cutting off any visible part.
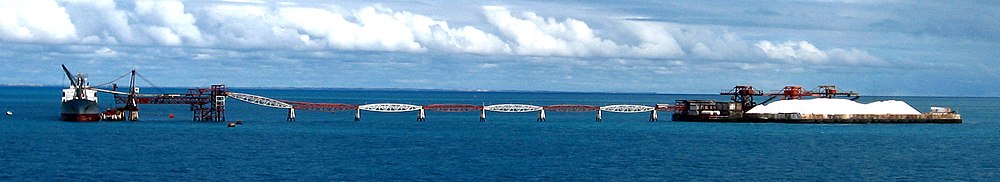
[746,98,920,115]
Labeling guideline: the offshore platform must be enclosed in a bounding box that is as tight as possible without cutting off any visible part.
[79,70,229,121]
[61,66,960,123]
[670,85,960,123]
[62,66,670,122]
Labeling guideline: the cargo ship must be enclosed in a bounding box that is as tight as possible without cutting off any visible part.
[60,65,101,122]
[671,85,962,123]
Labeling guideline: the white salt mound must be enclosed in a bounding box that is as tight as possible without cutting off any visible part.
[746,98,920,115]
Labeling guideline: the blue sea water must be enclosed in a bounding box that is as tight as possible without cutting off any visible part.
[1,86,998,181]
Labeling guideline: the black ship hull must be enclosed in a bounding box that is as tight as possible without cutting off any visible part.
[61,99,101,122]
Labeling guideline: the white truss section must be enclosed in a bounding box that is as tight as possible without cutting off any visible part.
[484,104,542,113]
[358,103,422,112]
[600,105,654,113]
[228,92,292,109]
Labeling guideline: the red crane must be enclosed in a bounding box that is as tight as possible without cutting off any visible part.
[85,69,228,121]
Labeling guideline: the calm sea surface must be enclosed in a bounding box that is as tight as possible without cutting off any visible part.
[1,86,998,181]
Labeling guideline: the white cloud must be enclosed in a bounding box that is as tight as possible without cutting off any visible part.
[483,6,684,59]
[310,6,425,52]
[142,27,182,46]
[135,0,205,46]
[378,6,511,54]
[756,40,828,63]
[198,4,303,48]
[0,1,885,66]
[276,7,364,49]
[826,48,882,65]
[276,5,512,54]
[62,0,135,44]
[61,0,206,46]
[94,46,117,57]
[755,40,882,65]
[0,0,78,43]
[624,22,686,58]
[621,22,762,61]
[656,24,754,61]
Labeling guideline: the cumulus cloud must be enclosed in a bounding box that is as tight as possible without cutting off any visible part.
[62,0,136,44]
[826,48,882,65]
[280,6,423,52]
[277,5,510,54]
[630,22,753,61]
[134,1,205,46]
[755,40,829,63]
[0,0,885,66]
[755,40,882,65]
[197,4,314,48]
[483,6,683,59]
[61,0,206,46]
[2,0,515,54]
[0,0,78,43]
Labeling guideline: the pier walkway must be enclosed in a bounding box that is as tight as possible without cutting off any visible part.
[226,92,673,122]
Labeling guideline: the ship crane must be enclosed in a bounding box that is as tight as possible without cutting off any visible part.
[61,65,97,101]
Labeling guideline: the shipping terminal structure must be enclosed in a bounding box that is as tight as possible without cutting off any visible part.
[59,66,961,124]
[671,85,961,123]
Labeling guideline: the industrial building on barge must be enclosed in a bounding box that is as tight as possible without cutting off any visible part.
[670,85,961,123]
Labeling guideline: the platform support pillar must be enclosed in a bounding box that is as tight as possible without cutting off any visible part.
[479,109,486,122]
[417,109,426,122]
[596,110,602,122]
[649,110,658,122]
[287,108,296,122]
[354,109,361,122]
[537,109,546,122]
[129,110,139,121]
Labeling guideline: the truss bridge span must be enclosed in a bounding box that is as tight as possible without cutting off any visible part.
[225,92,675,122]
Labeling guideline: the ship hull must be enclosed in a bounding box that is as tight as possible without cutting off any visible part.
[61,99,101,122]
[60,113,102,122]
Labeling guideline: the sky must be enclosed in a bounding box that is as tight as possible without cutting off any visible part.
[0,0,998,96]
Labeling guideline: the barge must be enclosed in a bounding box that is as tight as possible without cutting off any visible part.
[670,85,962,123]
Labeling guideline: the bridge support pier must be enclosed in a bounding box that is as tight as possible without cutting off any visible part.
[649,110,658,122]
[596,110,602,122]
[417,109,425,122]
[354,109,361,122]
[287,108,296,122]
[480,109,486,122]
[537,109,546,122]
[129,110,139,121]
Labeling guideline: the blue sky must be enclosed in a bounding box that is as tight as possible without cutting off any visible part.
[1,0,997,96]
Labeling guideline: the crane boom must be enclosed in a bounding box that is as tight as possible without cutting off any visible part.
[84,87,164,97]
[61,64,77,87]
[86,87,129,95]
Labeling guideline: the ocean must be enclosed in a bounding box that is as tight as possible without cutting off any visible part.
[1,86,998,181]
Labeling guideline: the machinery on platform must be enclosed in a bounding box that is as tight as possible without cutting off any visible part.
[61,65,228,122]
[675,85,960,123]
[57,66,958,124]
[720,85,860,112]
